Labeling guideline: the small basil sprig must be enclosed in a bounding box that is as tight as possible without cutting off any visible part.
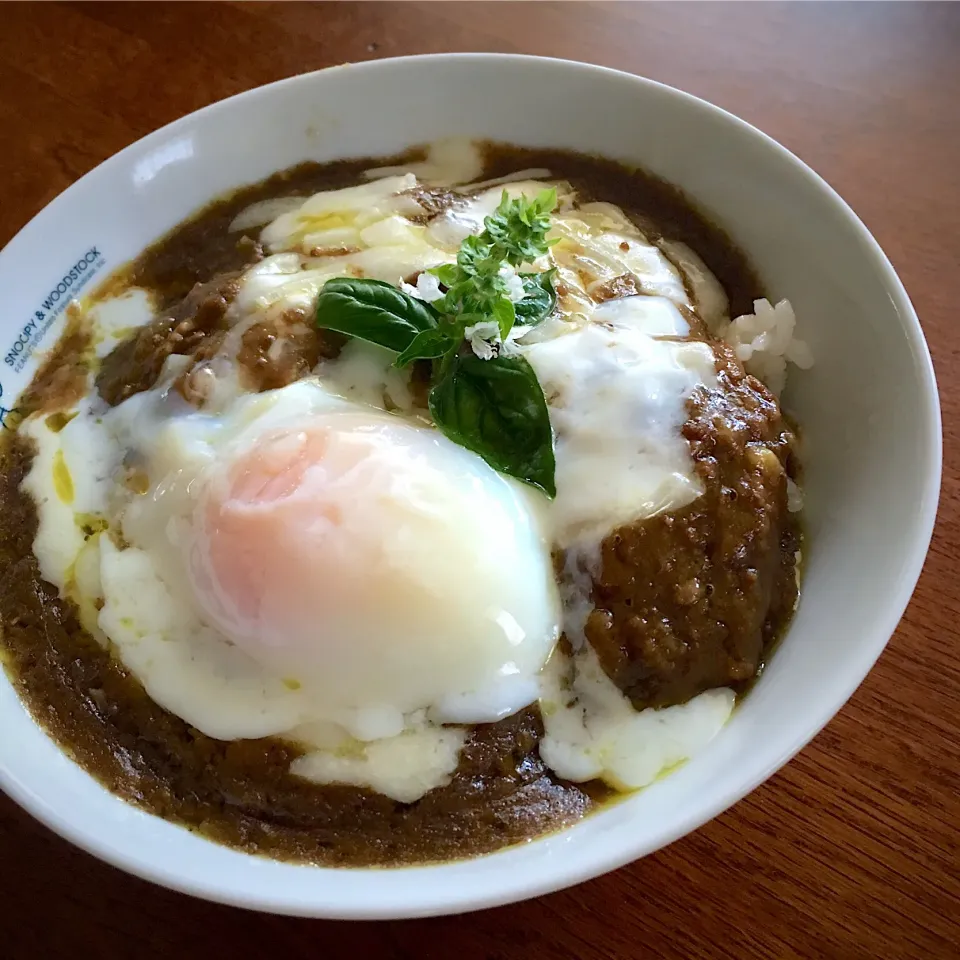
[315,190,559,495]
[426,189,557,342]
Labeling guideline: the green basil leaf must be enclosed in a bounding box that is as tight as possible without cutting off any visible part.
[428,354,556,497]
[491,297,516,339]
[395,328,457,367]
[428,263,460,287]
[513,271,556,325]
[315,278,436,353]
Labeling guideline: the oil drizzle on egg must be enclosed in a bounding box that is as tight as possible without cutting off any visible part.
[52,449,75,504]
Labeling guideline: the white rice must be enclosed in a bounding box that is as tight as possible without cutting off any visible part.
[721,298,813,395]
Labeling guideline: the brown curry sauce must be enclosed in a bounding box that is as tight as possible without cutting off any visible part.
[0,144,798,866]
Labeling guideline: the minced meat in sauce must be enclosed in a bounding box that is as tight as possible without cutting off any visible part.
[583,346,798,709]
[0,144,799,865]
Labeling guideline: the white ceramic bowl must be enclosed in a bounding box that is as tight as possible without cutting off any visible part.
[0,55,940,919]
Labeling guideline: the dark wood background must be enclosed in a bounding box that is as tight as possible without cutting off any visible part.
[1,3,958,957]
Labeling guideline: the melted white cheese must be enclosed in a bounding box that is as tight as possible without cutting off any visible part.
[316,339,420,417]
[261,174,427,256]
[549,209,689,307]
[87,289,156,358]
[539,644,735,791]
[289,722,467,804]
[523,304,717,549]
[20,397,118,590]
[590,294,692,337]
[658,239,730,332]
[362,137,486,188]
[426,180,564,249]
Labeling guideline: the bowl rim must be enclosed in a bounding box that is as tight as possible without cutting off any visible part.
[0,52,942,919]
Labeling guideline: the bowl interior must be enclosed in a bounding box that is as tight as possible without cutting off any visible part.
[0,55,940,918]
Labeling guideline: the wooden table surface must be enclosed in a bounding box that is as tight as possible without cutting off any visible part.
[2,3,958,957]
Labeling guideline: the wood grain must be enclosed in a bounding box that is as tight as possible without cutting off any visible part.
[1,3,958,957]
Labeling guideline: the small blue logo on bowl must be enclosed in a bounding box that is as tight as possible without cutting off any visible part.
[4,246,106,376]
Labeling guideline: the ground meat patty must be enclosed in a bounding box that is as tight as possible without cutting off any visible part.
[591,273,644,302]
[96,279,344,407]
[581,344,799,709]
[406,184,458,220]
[236,308,342,394]
[95,275,240,405]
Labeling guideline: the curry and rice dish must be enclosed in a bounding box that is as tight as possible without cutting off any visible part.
[0,140,810,866]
